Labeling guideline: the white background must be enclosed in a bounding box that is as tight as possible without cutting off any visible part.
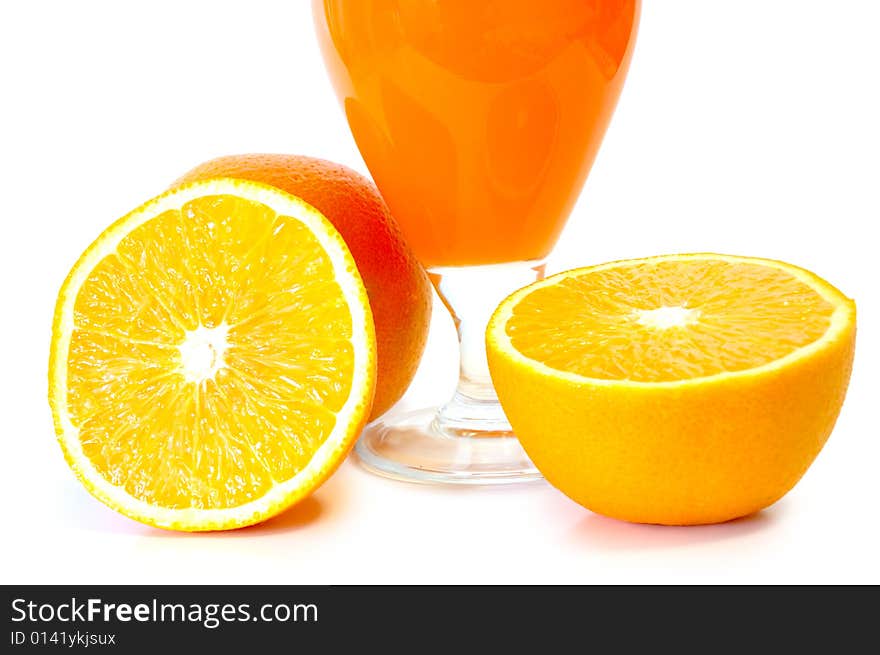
[1,1,878,584]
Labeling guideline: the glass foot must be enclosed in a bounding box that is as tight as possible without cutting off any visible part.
[355,407,542,485]
[355,260,546,485]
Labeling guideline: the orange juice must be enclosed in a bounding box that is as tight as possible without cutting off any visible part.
[314,0,640,267]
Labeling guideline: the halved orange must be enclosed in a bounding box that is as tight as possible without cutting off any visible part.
[49,179,376,531]
[487,254,856,525]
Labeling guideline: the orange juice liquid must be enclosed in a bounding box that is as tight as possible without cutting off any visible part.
[314,0,640,267]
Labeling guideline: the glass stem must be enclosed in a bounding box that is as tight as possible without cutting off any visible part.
[429,260,546,437]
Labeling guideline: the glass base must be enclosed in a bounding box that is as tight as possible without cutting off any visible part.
[355,407,542,485]
[355,259,546,486]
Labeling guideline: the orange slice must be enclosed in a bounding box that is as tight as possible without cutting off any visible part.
[49,179,376,531]
[487,254,856,525]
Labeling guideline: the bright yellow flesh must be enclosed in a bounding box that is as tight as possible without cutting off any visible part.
[507,258,836,382]
[64,192,359,511]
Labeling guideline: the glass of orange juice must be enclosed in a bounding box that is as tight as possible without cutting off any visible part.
[314,0,640,483]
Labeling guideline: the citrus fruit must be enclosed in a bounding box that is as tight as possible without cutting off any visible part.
[173,154,432,419]
[487,254,856,525]
[49,179,377,531]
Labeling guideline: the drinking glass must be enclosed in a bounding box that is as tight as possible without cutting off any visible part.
[313,0,640,483]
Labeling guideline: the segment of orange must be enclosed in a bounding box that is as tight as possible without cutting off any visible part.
[172,154,433,420]
[487,254,856,525]
[49,179,376,531]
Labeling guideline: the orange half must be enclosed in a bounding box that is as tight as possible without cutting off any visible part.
[49,179,376,531]
[487,254,856,524]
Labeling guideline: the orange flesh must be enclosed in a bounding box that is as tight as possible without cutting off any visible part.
[67,195,354,509]
[507,260,835,382]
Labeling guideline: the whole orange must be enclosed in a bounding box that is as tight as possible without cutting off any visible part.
[174,154,432,419]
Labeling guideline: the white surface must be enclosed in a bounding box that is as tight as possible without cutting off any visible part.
[1,0,877,584]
